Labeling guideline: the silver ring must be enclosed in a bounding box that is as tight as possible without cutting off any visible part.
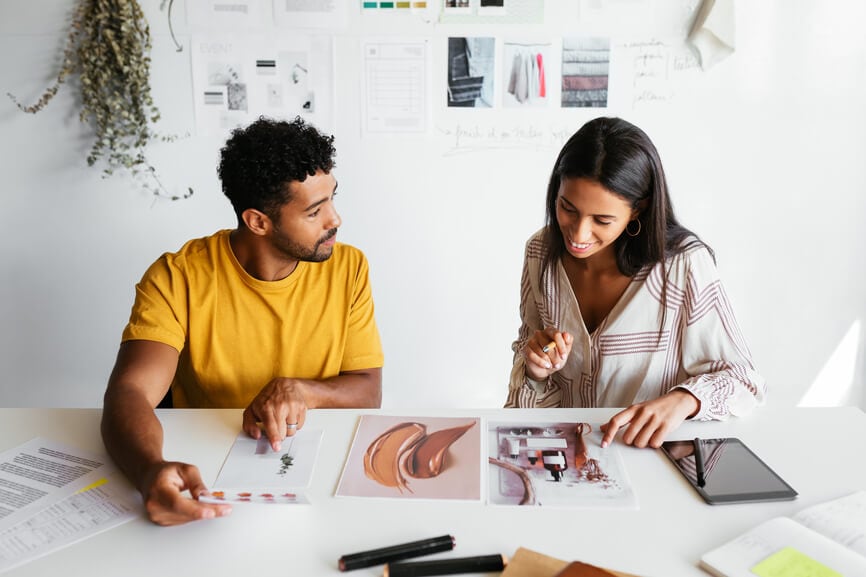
[286,423,298,430]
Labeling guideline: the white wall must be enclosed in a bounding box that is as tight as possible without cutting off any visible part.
[1,0,864,410]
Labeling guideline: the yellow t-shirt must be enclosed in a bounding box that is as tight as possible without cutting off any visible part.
[122,230,384,408]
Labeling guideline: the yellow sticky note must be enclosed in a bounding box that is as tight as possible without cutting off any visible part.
[751,547,842,577]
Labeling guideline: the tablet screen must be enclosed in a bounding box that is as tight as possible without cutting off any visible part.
[661,437,797,504]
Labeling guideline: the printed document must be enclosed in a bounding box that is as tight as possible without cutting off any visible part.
[0,439,140,573]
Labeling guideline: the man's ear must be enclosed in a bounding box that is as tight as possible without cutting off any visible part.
[241,208,271,236]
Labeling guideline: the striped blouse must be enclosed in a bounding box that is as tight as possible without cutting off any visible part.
[505,229,766,420]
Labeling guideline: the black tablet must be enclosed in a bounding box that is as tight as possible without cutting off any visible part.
[660,437,798,505]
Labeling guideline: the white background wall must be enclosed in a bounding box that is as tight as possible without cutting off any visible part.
[1,0,864,410]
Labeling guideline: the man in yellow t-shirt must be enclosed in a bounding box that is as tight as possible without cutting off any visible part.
[101,117,384,526]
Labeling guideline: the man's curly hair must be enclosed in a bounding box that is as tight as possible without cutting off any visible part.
[218,116,336,222]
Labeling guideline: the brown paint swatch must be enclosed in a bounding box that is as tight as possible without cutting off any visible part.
[405,421,476,478]
[363,421,476,492]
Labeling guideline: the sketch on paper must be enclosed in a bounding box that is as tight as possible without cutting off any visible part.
[487,421,637,508]
[336,415,482,501]
[199,429,323,505]
[447,37,494,108]
[561,37,610,108]
[278,51,314,112]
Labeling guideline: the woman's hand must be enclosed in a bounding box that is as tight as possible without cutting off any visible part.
[522,328,573,381]
[600,389,700,448]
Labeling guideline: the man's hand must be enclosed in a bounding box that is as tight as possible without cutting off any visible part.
[140,461,231,526]
[600,389,700,449]
[242,377,308,451]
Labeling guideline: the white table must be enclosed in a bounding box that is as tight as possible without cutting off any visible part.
[1,406,863,577]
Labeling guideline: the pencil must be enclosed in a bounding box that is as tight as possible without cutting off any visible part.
[338,535,456,571]
[542,341,557,353]
[384,554,507,577]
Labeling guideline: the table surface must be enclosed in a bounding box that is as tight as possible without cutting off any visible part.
[1,406,864,577]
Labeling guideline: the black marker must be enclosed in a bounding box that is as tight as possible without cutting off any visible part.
[693,437,706,487]
[338,535,456,572]
[384,554,507,577]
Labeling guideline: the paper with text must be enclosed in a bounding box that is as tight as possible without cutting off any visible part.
[0,438,111,530]
[273,0,348,29]
[0,471,139,574]
[187,0,266,30]
[700,491,866,577]
[793,490,866,558]
[361,38,429,134]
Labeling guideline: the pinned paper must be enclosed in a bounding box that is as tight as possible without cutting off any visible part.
[751,547,842,577]
[688,0,735,69]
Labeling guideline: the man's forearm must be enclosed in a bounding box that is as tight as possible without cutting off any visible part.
[301,368,382,408]
[101,387,167,493]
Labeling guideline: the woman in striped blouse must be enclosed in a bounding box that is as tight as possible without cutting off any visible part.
[505,117,765,448]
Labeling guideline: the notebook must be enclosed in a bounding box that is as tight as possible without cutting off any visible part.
[700,491,866,577]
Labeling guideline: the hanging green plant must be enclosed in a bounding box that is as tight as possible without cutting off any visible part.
[7,0,192,201]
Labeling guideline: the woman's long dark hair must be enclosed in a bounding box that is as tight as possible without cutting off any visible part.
[542,117,712,316]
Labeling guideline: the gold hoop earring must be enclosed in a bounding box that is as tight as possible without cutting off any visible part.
[626,219,641,237]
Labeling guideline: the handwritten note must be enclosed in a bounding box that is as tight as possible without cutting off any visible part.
[751,547,842,577]
[618,39,701,109]
[622,39,673,106]
[794,490,866,557]
[437,123,571,155]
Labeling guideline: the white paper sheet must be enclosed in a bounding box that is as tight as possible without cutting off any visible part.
[191,34,334,136]
[0,472,139,574]
[794,490,866,558]
[199,429,323,505]
[273,0,348,29]
[0,438,111,529]
[187,0,266,30]
[361,38,430,134]
[688,0,735,69]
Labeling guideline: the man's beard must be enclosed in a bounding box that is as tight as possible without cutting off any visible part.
[271,227,337,263]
